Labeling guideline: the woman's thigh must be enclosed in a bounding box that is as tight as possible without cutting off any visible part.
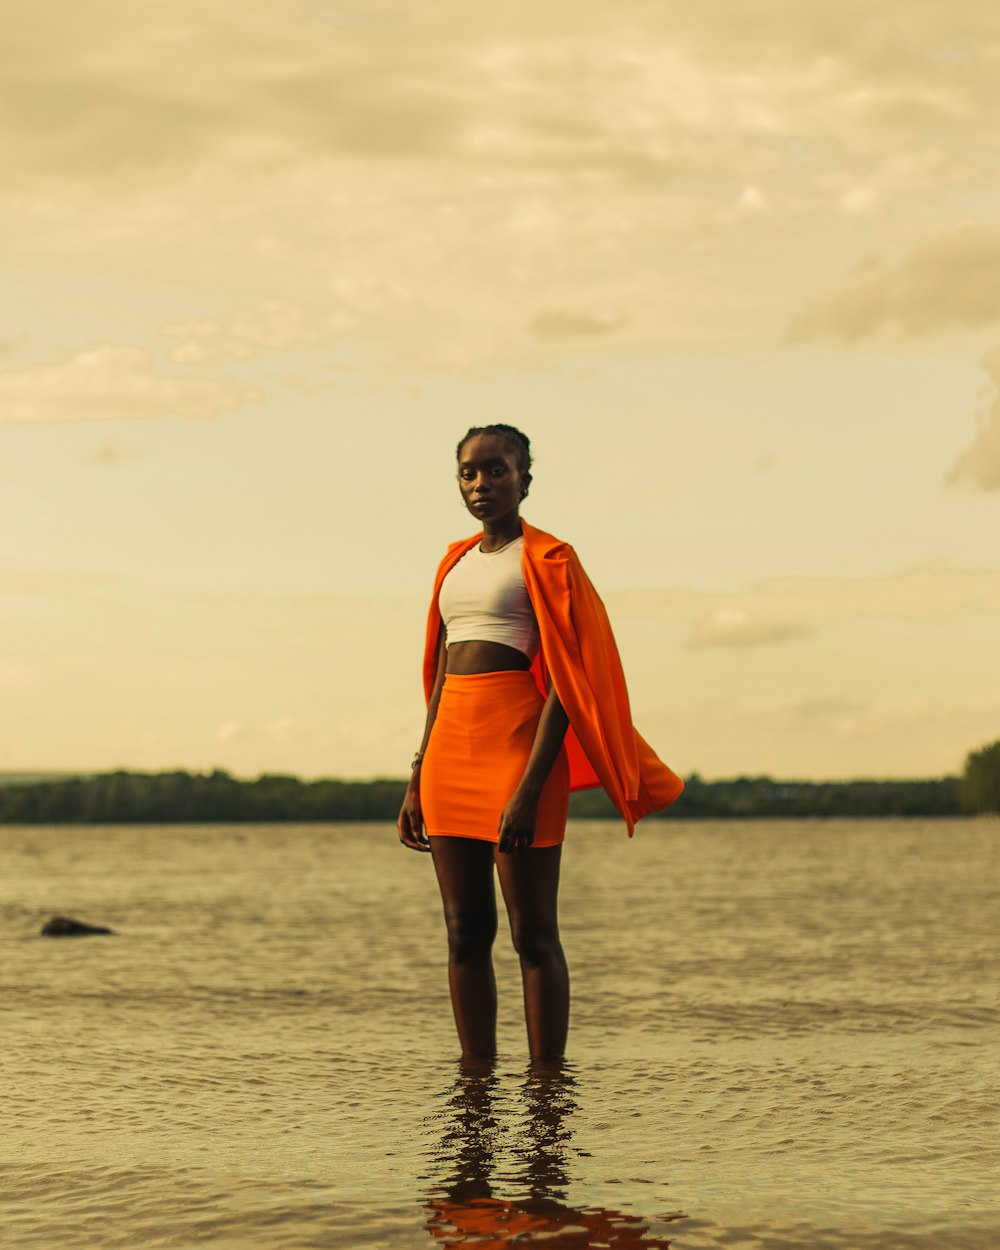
[494,845,562,952]
[429,836,498,943]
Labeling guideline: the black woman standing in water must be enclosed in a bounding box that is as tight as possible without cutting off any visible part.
[398,424,684,1060]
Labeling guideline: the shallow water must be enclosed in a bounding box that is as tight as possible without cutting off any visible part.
[2,819,998,1248]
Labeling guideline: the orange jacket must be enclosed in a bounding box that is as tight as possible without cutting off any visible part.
[422,519,684,835]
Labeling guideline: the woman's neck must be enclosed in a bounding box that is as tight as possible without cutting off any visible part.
[480,515,523,553]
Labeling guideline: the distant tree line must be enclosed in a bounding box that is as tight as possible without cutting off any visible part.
[642,774,960,818]
[958,740,1000,814]
[1,749,997,822]
[0,770,405,824]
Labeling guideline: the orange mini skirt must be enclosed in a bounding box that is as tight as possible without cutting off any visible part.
[421,670,570,847]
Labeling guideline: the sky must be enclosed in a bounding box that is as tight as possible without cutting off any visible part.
[2,0,1000,782]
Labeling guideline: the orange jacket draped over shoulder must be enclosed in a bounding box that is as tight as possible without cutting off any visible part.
[422,519,684,835]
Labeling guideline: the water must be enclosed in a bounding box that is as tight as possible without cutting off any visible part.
[2,819,997,1248]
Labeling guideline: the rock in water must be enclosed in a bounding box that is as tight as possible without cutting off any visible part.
[41,915,115,937]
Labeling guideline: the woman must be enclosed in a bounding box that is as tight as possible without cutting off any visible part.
[398,424,683,1061]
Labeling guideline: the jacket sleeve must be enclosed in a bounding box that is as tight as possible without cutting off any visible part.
[564,550,641,796]
[553,545,685,833]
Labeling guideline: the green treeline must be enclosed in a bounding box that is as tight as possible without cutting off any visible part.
[0,770,405,824]
[1,753,995,822]
[568,775,962,819]
[959,741,1000,814]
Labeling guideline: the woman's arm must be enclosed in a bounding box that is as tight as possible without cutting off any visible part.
[397,626,447,852]
[497,679,570,854]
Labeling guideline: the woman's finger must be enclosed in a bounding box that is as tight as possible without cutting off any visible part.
[400,830,431,852]
[398,811,431,852]
[497,819,523,855]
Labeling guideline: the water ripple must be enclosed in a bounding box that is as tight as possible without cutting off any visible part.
[2,818,998,1248]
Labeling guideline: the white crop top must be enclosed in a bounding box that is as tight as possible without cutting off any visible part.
[438,535,540,660]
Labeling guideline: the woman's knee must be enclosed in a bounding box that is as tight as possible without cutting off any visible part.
[444,910,497,963]
[509,920,562,969]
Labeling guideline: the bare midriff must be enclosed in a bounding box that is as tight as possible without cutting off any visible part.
[446,640,531,675]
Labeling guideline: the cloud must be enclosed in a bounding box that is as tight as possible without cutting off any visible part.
[687,609,811,649]
[92,440,141,465]
[0,344,255,424]
[838,187,880,216]
[528,308,627,340]
[947,346,1000,491]
[786,226,1000,340]
[735,184,769,214]
[817,148,973,211]
[0,660,40,689]
[5,1,996,193]
[4,0,1000,371]
[794,696,868,720]
[163,301,326,363]
[159,290,399,364]
[692,690,1000,778]
[610,563,1000,630]
[214,716,295,744]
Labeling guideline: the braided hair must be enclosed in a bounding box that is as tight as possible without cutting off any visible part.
[456,424,533,500]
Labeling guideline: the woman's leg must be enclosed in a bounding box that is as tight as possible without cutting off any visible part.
[495,845,569,1060]
[429,836,499,1059]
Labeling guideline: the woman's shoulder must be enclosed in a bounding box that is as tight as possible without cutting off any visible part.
[520,519,576,562]
[444,534,478,555]
[435,533,480,572]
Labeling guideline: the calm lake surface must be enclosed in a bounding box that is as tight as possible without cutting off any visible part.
[2,818,998,1249]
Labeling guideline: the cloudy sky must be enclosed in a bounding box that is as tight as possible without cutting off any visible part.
[3,0,999,782]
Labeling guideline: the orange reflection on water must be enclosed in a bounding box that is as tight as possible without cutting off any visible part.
[422,1060,681,1249]
[427,1193,676,1249]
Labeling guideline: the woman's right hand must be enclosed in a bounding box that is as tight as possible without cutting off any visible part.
[398,775,430,852]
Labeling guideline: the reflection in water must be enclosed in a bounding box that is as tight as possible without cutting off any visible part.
[423,1060,682,1248]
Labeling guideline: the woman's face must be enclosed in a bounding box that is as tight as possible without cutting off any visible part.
[457,434,526,526]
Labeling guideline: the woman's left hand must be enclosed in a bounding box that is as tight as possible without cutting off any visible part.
[497,788,539,854]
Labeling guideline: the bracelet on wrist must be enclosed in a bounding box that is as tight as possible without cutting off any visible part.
[411,751,424,770]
